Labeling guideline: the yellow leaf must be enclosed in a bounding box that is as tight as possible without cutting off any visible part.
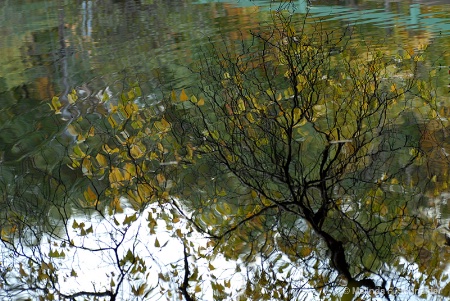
[293,107,301,123]
[88,127,95,137]
[161,118,170,129]
[109,168,124,185]
[246,112,255,123]
[191,95,198,103]
[123,102,138,118]
[73,144,86,157]
[216,188,227,196]
[300,247,312,257]
[180,89,189,101]
[51,96,62,112]
[130,145,144,158]
[127,90,135,100]
[108,115,119,128]
[266,88,274,97]
[171,90,177,101]
[67,93,76,104]
[312,104,326,117]
[237,98,245,113]
[102,91,110,102]
[156,173,166,185]
[149,152,159,160]
[155,238,160,248]
[154,118,171,132]
[82,157,93,175]
[284,89,291,99]
[96,154,108,167]
[134,86,142,97]
[276,93,282,101]
[197,98,205,106]
[102,144,119,154]
[210,130,219,140]
[390,83,397,92]
[157,143,164,153]
[83,187,97,203]
[430,69,436,77]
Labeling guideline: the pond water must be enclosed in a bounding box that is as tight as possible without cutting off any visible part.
[1,1,450,299]
[2,0,450,97]
[1,0,450,214]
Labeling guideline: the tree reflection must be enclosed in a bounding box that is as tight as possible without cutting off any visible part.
[0,1,449,301]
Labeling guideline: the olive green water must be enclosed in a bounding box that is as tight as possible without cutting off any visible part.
[1,0,450,217]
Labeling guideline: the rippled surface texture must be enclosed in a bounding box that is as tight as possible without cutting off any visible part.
[1,1,450,300]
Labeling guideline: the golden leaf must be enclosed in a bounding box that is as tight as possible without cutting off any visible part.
[108,115,119,128]
[109,168,124,185]
[83,187,97,203]
[180,89,189,101]
[130,145,144,158]
[19,263,28,277]
[390,83,397,92]
[96,154,108,167]
[51,96,62,112]
[156,173,166,185]
[171,90,177,101]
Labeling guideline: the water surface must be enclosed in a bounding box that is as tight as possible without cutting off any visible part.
[1,0,450,213]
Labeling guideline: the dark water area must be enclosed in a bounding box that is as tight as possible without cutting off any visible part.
[1,0,450,218]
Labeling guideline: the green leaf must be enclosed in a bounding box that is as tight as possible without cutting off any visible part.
[441,281,450,297]
[49,249,59,258]
[72,220,79,229]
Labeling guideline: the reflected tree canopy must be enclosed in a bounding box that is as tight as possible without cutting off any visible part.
[0,1,449,301]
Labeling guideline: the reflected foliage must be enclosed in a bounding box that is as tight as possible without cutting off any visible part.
[170,9,449,301]
[0,2,449,301]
